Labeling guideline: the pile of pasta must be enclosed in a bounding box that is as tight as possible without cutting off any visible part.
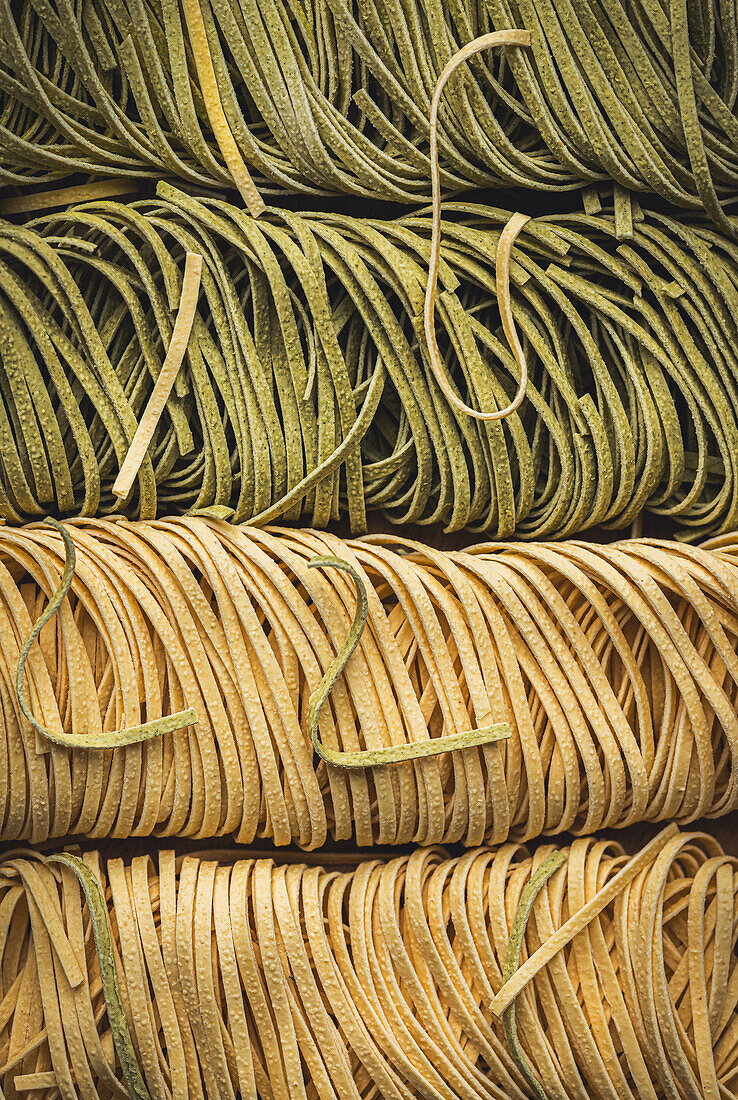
[2,517,738,846]
[0,829,736,1100]
[1,0,737,220]
[3,191,738,536]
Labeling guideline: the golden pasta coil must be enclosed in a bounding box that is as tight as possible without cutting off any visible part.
[3,516,738,847]
[0,830,736,1100]
[1,0,738,226]
[3,191,738,538]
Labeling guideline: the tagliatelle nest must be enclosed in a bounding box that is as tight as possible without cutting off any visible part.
[3,193,738,536]
[1,0,737,223]
[2,517,738,847]
[0,828,736,1100]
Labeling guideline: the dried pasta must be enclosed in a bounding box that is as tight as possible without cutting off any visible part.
[3,193,738,537]
[0,829,735,1099]
[1,0,737,221]
[2,517,738,847]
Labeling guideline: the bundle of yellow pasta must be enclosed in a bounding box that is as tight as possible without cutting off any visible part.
[0,828,735,1100]
[2,517,737,848]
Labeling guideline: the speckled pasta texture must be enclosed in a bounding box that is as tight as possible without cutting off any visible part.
[1,832,736,1100]
[4,193,738,537]
[2,517,738,846]
[1,0,738,217]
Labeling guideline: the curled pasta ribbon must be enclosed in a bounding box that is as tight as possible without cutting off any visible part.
[15,518,198,750]
[669,0,733,237]
[46,854,151,1100]
[0,833,735,1100]
[306,556,510,767]
[424,32,531,421]
[113,252,203,502]
[496,826,680,1097]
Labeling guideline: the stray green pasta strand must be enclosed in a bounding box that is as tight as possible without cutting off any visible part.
[501,848,568,1100]
[15,517,198,751]
[45,854,153,1100]
[306,555,511,766]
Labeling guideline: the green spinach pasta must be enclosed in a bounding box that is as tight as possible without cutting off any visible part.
[2,191,738,536]
[0,829,735,1099]
[1,0,738,219]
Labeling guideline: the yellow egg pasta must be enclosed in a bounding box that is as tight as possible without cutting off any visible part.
[1,517,737,847]
[0,830,735,1100]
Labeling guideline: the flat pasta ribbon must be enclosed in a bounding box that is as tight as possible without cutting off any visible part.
[2,194,738,537]
[46,854,152,1100]
[113,252,204,503]
[15,518,198,750]
[1,519,737,847]
[501,849,567,1100]
[1,0,736,221]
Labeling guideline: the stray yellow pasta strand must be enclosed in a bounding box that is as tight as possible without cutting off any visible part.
[181,0,265,216]
[424,31,531,421]
[113,253,203,502]
[0,179,139,215]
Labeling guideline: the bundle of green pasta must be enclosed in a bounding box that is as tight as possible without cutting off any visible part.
[3,188,738,536]
[1,0,738,222]
[0,829,735,1100]
[3,517,738,846]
